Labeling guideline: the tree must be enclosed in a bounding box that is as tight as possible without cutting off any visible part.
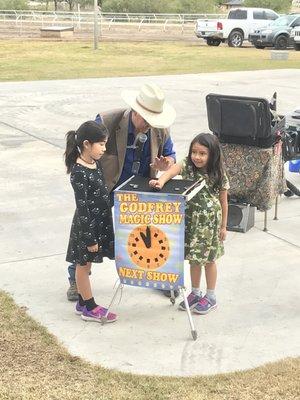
[101,0,218,13]
[179,0,216,14]
[0,0,28,9]
[65,1,97,11]
[65,0,72,10]
[243,0,292,13]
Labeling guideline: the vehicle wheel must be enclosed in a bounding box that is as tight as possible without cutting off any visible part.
[254,44,265,49]
[274,35,288,50]
[207,38,221,46]
[211,38,221,46]
[294,43,300,51]
[228,30,243,47]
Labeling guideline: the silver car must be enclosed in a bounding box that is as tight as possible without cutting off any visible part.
[249,14,300,49]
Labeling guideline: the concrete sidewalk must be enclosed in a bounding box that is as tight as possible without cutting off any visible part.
[0,70,299,376]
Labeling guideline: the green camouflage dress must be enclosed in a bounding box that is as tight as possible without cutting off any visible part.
[181,158,230,265]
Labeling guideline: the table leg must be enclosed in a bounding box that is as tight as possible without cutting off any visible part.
[263,211,268,232]
[273,195,279,220]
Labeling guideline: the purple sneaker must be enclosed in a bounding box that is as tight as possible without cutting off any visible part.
[75,301,85,315]
[193,295,217,315]
[81,305,117,323]
[178,292,201,311]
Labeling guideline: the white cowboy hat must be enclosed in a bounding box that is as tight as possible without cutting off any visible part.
[121,83,176,128]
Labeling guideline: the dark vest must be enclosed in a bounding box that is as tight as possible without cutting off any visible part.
[100,108,171,192]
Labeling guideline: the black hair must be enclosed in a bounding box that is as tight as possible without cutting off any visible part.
[187,133,225,191]
[64,120,108,174]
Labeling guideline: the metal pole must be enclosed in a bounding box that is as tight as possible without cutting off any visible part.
[273,195,279,220]
[94,0,98,50]
[77,2,81,30]
[180,287,198,341]
[263,211,268,232]
[101,281,123,324]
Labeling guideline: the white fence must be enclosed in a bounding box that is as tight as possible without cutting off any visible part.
[0,9,226,29]
[0,9,227,40]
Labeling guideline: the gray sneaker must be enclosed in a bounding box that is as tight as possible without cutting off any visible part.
[67,281,78,302]
[178,292,201,311]
[193,295,217,315]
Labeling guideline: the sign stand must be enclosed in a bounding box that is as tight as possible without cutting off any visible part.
[103,281,197,340]
[102,176,205,341]
[180,287,198,340]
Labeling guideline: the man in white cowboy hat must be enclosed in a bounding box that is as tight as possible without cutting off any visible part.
[98,82,176,192]
[66,83,178,301]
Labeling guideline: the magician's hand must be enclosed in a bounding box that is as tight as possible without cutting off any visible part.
[150,156,173,171]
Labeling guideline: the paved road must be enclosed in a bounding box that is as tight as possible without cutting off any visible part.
[0,70,299,376]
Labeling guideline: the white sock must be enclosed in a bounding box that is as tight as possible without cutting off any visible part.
[192,287,201,296]
[206,289,216,301]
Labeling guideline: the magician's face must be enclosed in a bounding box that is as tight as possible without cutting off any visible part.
[131,111,151,134]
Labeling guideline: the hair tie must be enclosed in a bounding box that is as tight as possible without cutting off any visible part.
[74,132,81,153]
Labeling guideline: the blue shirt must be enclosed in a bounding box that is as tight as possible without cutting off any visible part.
[95,112,176,187]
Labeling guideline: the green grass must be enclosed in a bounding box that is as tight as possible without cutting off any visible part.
[0,40,299,81]
[0,290,299,400]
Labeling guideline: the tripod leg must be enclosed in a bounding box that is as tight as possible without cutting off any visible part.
[170,289,176,305]
[101,281,123,325]
[180,287,198,341]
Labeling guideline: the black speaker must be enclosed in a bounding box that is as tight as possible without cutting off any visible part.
[227,203,255,233]
[206,93,285,148]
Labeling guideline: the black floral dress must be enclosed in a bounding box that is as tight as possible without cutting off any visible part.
[66,162,114,266]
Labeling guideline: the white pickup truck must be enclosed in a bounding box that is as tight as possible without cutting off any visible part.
[195,7,279,47]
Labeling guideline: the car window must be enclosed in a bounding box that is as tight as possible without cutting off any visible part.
[271,15,297,27]
[253,11,264,20]
[228,9,247,20]
[265,11,278,21]
[291,17,300,27]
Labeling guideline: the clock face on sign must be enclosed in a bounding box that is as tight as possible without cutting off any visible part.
[127,225,170,270]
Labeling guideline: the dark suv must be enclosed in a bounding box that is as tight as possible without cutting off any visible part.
[249,14,300,49]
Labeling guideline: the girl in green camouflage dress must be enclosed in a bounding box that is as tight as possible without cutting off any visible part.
[149,133,229,314]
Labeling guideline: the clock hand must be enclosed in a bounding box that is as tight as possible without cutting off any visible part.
[140,231,148,248]
[145,226,151,248]
[140,227,151,248]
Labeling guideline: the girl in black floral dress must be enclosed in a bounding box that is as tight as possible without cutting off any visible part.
[65,121,117,323]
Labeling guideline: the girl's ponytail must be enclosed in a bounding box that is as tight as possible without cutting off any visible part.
[64,130,79,174]
[64,121,108,173]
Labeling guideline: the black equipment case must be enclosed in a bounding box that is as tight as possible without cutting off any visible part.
[206,93,285,148]
[284,108,300,161]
